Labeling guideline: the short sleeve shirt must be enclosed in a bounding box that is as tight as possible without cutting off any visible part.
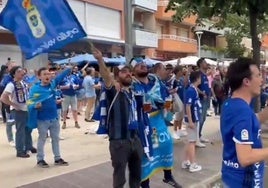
[184,85,202,123]
[221,98,264,188]
[83,75,96,98]
[4,81,28,111]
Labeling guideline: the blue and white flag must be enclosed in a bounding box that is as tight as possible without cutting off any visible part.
[0,0,87,59]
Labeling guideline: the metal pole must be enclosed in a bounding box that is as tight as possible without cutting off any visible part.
[124,0,133,65]
[196,31,203,58]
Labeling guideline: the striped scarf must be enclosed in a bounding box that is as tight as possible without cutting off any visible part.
[93,88,113,134]
[94,86,153,159]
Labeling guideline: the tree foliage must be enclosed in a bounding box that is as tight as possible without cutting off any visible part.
[165,0,268,65]
[224,31,247,58]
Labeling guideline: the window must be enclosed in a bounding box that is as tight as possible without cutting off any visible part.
[180,28,188,38]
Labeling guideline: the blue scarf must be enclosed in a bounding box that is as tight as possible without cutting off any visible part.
[93,87,109,134]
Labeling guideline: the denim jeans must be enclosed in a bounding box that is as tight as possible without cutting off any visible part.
[199,97,210,138]
[13,110,33,154]
[37,118,61,162]
[6,111,15,142]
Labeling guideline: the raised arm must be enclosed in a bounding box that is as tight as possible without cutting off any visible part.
[93,48,114,88]
[81,62,90,72]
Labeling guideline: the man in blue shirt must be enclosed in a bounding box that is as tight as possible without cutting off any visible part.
[131,60,182,188]
[59,66,80,129]
[196,58,210,147]
[83,67,98,122]
[28,67,71,168]
[221,58,268,187]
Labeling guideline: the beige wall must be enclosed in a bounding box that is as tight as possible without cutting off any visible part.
[216,36,227,48]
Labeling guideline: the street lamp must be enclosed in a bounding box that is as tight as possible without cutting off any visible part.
[196,31,203,58]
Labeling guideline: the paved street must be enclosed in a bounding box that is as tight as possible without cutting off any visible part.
[0,114,223,188]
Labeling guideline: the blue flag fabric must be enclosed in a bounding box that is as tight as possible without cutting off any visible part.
[0,0,86,59]
[141,111,173,181]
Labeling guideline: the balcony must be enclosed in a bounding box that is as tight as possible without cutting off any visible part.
[133,29,158,48]
[133,0,157,12]
[158,34,197,53]
[156,1,197,25]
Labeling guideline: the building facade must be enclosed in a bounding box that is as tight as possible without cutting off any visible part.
[0,0,227,67]
[149,0,198,60]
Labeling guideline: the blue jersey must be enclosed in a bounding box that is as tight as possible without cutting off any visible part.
[59,73,80,96]
[198,72,210,99]
[184,85,202,123]
[221,98,264,188]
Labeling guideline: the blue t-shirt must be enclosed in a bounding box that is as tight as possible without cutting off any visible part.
[34,69,71,121]
[221,98,264,188]
[59,73,80,96]
[0,74,12,87]
[184,85,202,123]
[198,72,210,99]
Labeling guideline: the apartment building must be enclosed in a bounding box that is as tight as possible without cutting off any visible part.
[149,0,225,61]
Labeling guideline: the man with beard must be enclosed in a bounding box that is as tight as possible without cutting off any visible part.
[1,66,36,158]
[131,58,182,188]
[93,49,143,188]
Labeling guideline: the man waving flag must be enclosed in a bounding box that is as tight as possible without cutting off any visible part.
[0,0,86,59]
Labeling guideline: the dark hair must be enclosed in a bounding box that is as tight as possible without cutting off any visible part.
[0,65,8,81]
[227,57,257,92]
[152,63,163,74]
[37,67,48,76]
[165,64,173,70]
[85,67,93,75]
[10,66,22,78]
[196,58,205,68]
[173,65,183,74]
[189,71,201,83]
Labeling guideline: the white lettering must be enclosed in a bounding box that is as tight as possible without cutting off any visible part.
[31,27,81,56]
[223,160,240,169]
[158,132,171,143]
[253,162,261,187]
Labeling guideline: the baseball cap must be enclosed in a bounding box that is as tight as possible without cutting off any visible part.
[130,57,145,68]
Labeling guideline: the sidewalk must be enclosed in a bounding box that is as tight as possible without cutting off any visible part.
[0,114,222,188]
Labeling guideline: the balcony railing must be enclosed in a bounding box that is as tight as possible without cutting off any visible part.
[134,29,158,48]
[133,0,157,11]
[159,34,197,44]
[158,0,169,6]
